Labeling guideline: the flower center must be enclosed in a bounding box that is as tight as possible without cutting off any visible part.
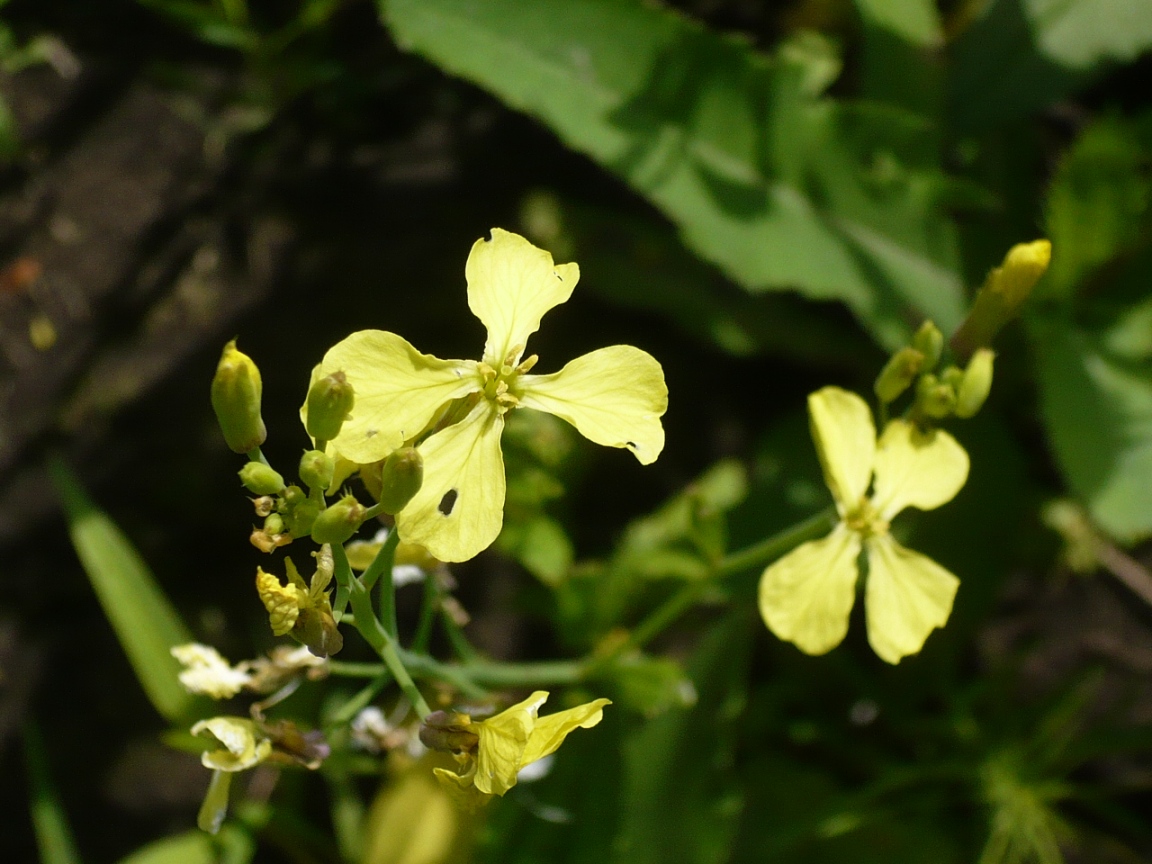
[477,351,538,415]
[844,497,888,537]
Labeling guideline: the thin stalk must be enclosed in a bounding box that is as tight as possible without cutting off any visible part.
[402,651,585,691]
[412,575,437,653]
[327,668,393,727]
[246,447,270,467]
[360,529,400,637]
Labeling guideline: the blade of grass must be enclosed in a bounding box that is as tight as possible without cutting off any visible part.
[24,723,82,864]
[48,456,194,722]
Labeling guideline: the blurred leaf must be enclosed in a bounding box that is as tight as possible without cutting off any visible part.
[854,0,942,114]
[1043,117,1151,301]
[602,651,696,718]
[382,0,965,347]
[115,826,254,864]
[48,457,195,722]
[362,757,474,864]
[497,514,574,587]
[520,192,878,365]
[949,0,1152,133]
[24,724,82,864]
[1032,317,1152,542]
[613,612,751,864]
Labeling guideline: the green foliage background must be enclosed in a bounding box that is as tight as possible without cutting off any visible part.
[4,1,1152,862]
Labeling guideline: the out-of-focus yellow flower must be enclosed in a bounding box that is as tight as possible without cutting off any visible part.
[306,229,668,563]
[758,386,969,664]
[171,643,253,699]
[421,691,610,809]
[192,716,272,772]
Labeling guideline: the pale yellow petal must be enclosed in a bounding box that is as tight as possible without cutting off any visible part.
[473,691,547,796]
[871,420,969,520]
[864,534,959,664]
[758,524,862,655]
[432,766,489,810]
[192,717,272,772]
[807,387,876,514]
[466,229,579,366]
[308,331,478,463]
[395,403,506,563]
[518,345,667,465]
[521,698,611,768]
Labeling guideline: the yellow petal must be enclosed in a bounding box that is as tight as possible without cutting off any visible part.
[192,717,272,772]
[871,420,969,520]
[172,643,252,699]
[432,765,490,810]
[395,403,506,563]
[519,345,667,465]
[864,534,959,664]
[474,691,548,796]
[255,568,305,636]
[521,698,611,768]
[308,331,478,463]
[466,229,579,366]
[758,524,862,656]
[808,387,876,514]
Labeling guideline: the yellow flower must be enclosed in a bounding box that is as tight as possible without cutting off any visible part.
[307,229,668,562]
[171,643,253,699]
[422,691,610,809]
[192,716,272,772]
[758,386,970,664]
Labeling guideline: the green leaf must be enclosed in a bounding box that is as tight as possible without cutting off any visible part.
[24,724,82,864]
[115,826,254,864]
[614,613,751,864]
[48,457,195,721]
[1043,117,1151,301]
[949,0,1152,133]
[1032,318,1152,542]
[382,0,964,347]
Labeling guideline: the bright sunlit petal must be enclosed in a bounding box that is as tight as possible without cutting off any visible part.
[395,403,506,563]
[473,691,546,796]
[519,345,667,465]
[308,330,478,463]
[864,533,959,664]
[466,229,579,366]
[871,419,969,521]
[758,524,862,656]
[520,698,611,768]
[807,387,876,515]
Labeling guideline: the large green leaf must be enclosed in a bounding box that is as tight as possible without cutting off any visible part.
[949,0,1152,133]
[1032,318,1152,542]
[48,458,195,722]
[381,0,964,347]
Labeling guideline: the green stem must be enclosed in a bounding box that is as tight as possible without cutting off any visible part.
[412,575,437,653]
[343,559,431,718]
[327,668,392,727]
[715,507,837,579]
[403,651,585,691]
[620,507,838,654]
[361,529,400,637]
[327,661,386,677]
[246,447,270,467]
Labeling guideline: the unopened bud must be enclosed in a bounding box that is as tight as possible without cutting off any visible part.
[310,494,367,545]
[377,447,424,515]
[305,371,354,444]
[264,513,285,536]
[952,240,1052,356]
[284,498,321,538]
[916,373,956,419]
[940,365,965,390]
[239,462,285,495]
[874,347,924,404]
[211,340,266,454]
[954,348,995,418]
[910,321,944,370]
[299,450,335,492]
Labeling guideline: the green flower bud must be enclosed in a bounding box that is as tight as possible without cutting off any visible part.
[281,485,306,508]
[310,494,367,545]
[916,373,956,419]
[910,320,944,370]
[239,461,285,495]
[940,365,965,390]
[376,447,424,515]
[264,513,285,536]
[952,240,1051,355]
[284,498,321,537]
[873,347,924,404]
[211,340,266,454]
[299,450,335,492]
[305,371,354,444]
[954,348,995,419]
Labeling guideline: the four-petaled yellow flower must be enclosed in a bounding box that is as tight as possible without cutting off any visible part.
[421,690,610,809]
[307,229,668,563]
[758,386,969,664]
